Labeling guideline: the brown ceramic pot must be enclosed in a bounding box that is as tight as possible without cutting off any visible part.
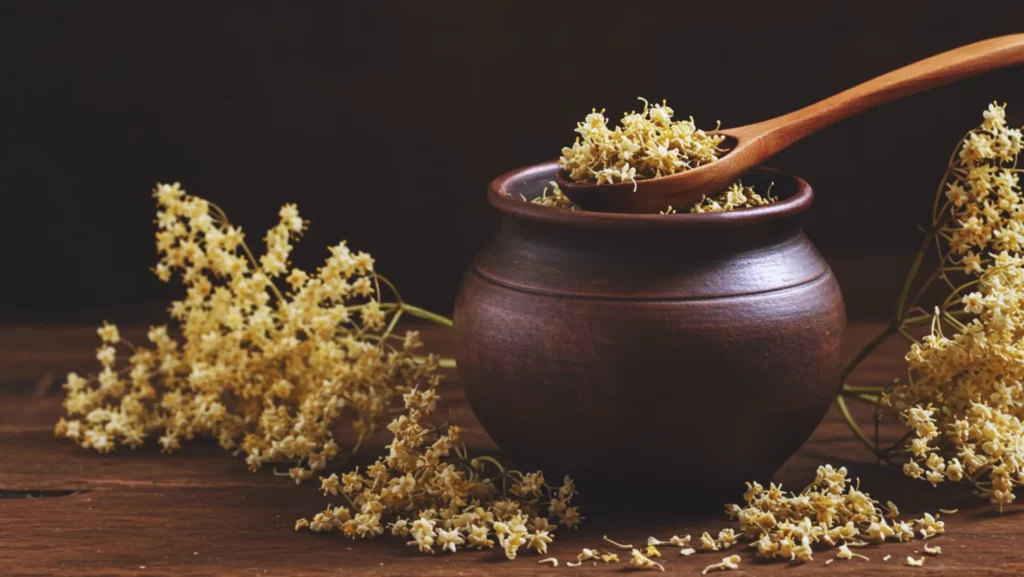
[454,161,844,510]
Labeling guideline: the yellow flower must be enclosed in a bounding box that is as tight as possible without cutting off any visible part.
[881,104,1024,508]
[628,548,665,572]
[701,554,740,574]
[55,183,580,559]
[97,322,120,344]
[558,98,726,186]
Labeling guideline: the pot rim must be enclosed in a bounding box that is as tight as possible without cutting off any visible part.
[487,161,813,230]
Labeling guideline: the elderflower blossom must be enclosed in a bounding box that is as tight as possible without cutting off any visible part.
[297,387,578,557]
[298,386,578,557]
[528,182,579,211]
[54,183,580,558]
[559,98,726,185]
[701,554,741,575]
[541,100,778,214]
[690,181,777,213]
[56,184,433,471]
[565,548,599,567]
[880,103,1024,509]
[628,548,665,572]
[724,464,943,561]
[524,178,774,215]
[835,543,869,561]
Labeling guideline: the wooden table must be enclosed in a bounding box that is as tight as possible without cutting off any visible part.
[1,322,1020,576]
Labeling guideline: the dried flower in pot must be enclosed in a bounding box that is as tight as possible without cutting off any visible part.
[453,161,845,511]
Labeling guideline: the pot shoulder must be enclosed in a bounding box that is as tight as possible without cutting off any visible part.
[474,220,830,300]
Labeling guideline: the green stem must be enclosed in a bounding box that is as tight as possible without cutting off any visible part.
[836,395,881,457]
[838,322,897,394]
[895,234,936,319]
[841,385,885,394]
[400,304,453,328]
[412,355,457,369]
[841,391,880,405]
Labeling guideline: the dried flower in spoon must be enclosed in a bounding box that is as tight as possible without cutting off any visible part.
[559,98,726,186]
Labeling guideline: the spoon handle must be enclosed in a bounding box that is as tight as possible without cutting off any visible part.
[741,34,1024,152]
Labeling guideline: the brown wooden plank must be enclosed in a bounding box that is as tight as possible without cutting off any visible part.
[1,322,1021,575]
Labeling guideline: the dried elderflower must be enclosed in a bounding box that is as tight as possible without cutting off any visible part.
[56,184,440,473]
[559,98,726,186]
[835,544,869,561]
[724,465,943,561]
[525,180,777,214]
[532,99,778,214]
[690,181,776,213]
[308,387,582,558]
[853,103,1024,510]
[701,554,741,575]
[647,534,690,547]
[54,183,581,559]
[528,182,579,211]
[698,531,718,551]
[566,548,599,567]
[628,548,665,572]
[599,552,620,563]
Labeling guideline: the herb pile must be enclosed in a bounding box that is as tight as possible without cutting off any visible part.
[55,102,1024,571]
[545,98,776,214]
[558,98,726,186]
[55,185,577,557]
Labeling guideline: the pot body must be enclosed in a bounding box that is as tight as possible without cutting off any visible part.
[454,163,845,506]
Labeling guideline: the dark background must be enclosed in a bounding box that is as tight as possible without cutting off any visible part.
[3,1,1024,323]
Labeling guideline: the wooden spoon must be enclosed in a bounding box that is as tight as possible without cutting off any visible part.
[556,34,1024,213]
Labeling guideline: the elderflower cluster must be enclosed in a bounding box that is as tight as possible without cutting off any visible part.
[882,103,1024,508]
[527,182,579,211]
[723,464,943,563]
[56,184,581,559]
[525,180,775,215]
[690,181,777,213]
[56,184,433,479]
[558,98,727,186]
[298,384,580,558]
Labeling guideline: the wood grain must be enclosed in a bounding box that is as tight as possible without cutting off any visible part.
[1,323,1022,575]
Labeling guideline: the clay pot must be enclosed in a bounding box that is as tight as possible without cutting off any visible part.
[454,161,844,508]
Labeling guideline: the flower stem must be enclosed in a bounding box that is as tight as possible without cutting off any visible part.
[835,395,882,457]
[412,355,457,369]
[400,304,454,328]
[838,322,897,394]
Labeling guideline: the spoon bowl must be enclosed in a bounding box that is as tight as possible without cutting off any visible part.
[557,34,1024,213]
[555,133,747,213]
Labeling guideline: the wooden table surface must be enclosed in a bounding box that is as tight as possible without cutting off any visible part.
[1,322,1021,576]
